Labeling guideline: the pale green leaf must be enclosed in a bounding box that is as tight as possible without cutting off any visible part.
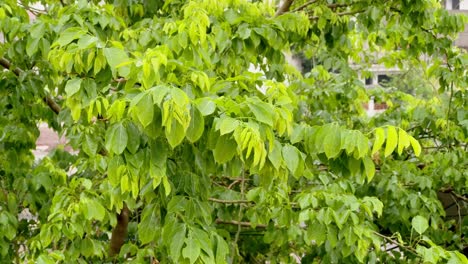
[362,156,375,182]
[65,78,82,96]
[372,127,385,155]
[182,238,200,264]
[323,125,341,158]
[219,116,239,135]
[247,101,274,126]
[195,97,216,116]
[409,137,422,156]
[397,128,410,155]
[282,144,299,174]
[384,126,398,157]
[412,215,429,235]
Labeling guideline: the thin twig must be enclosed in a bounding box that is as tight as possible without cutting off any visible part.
[208,198,252,204]
[291,0,318,12]
[215,219,267,229]
[372,232,418,255]
[309,9,365,20]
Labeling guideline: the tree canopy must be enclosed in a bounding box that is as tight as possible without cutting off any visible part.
[0,0,467,263]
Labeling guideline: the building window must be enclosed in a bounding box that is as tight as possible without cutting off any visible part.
[377,75,391,86]
[365,78,373,85]
[446,0,461,10]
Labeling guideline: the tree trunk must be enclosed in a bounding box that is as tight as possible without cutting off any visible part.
[109,204,130,257]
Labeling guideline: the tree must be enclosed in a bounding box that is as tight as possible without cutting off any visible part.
[0,0,467,262]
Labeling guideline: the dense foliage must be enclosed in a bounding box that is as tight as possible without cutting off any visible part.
[0,0,467,263]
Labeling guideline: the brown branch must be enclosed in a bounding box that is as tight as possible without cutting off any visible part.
[208,198,252,204]
[292,0,318,12]
[372,232,418,255]
[0,57,61,114]
[309,9,365,20]
[215,219,267,229]
[275,0,295,16]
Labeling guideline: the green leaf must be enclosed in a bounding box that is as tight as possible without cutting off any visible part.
[195,97,216,116]
[247,100,274,126]
[82,134,98,156]
[282,144,300,174]
[412,215,429,235]
[323,124,341,158]
[138,204,158,244]
[105,123,129,155]
[372,127,385,155]
[182,237,201,264]
[362,156,375,182]
[397,128,410,155]
[409,137,422,156]
[213,136,237,164]
[104,47,130,76]
[65,78,82,96]
[268,140,282,169]
[186,106,204,143]
[126,122,141,154]
[219,116,239,135]
[166,120,186,148]
[384,126,398,157]
[55,27,87,47]
[134,93,154,128]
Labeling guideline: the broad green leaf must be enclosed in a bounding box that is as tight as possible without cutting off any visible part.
[219,116,239,135]
[372,127,385,155]
[409,137,422,156]
[166,120,186,148]
[247,100,274,126]
[105,123,128,155]
[135,94,154,128]
[186,106,204,142]
[323,124,341,158]
[213,136,237,163]
[268,140,282,169]
[195,97,216,116]
[384,126,398,157]
[138,204,158,244]
[412,215,429,235]
[54,27,87,47]
[82,134,98,156]
[182,237,201,264]
[65,78,82,96]
[215,235,229,263]
[104,47,130,76]
[126,122,141,154]
[282,144,300,174]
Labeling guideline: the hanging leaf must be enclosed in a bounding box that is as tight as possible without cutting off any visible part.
[282,144,300,174]
[213,136,237,164]
[384,126,398,157]
[372,127,385,155]
[186,106,204,142]
[412,215,429,235]
[105,123,129,155]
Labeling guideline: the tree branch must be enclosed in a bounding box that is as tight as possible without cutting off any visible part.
[373,232,418,255]
[208,198,252,204]
[215,219,267,229]
[291,0,318,12]
[275,0,295,16]
[309,9,365,20]
[0,57,61,114]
